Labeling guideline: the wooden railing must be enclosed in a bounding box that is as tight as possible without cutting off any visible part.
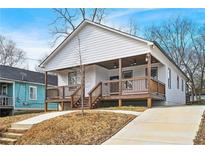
[88,82,102,108]
[46,85,79,100]
[102,77,149,96]
[101,77,165,96]
[150,79,165,95]
[0,96,13,106]
[71,86,82,108]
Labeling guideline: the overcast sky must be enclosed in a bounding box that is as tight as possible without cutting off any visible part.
[0,8,205,71]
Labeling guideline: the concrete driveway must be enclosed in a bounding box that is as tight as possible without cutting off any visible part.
[102,106,205,145]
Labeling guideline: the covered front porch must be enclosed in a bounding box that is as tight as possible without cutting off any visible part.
[0,81,14,109]
[44,53,166,111]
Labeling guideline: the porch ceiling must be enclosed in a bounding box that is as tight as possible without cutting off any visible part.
[97,54,159,69]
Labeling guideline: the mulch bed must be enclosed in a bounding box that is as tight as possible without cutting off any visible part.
[194,111,205,145]
[16,111,136,145]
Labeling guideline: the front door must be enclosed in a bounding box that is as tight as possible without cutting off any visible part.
[110,76,119,94]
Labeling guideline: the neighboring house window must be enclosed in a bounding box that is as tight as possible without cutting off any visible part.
[168,68,171,89]
[182,79,184,91]
[177,75,179,89]
[68,71,77,86]
[2,84,8,95]
[29,86,37,100]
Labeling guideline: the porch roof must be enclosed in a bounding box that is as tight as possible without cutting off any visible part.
[97,54,159,69]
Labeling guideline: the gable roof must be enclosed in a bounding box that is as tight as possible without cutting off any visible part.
[0,65,57,85]
[39,19,188,80]
[39,20,153,67]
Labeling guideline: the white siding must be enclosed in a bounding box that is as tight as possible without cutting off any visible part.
[95,65,109,83]
[151,46,186,105]
[45,24,149,71]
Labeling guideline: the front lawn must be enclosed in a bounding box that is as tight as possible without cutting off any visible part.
[16,111,136,145]
[194,111,205,145]
[99,106,147,112]
[0,112,43,132]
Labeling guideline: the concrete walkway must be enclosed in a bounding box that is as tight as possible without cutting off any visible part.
[10,110,142,129]
[102,106,205,145]
[11,111,76,129]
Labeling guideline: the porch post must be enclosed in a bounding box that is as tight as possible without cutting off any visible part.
[118,58,122,107]
[44,71,48,112]
[147,98,152,108]
[147,53,151,93]
[147,53,152,108]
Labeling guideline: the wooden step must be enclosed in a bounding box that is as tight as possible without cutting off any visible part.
[0,132,23,139]
[7,128,28,134]
[0,137,17,145]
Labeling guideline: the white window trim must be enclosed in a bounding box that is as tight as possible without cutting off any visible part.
[2,84,8,95]
[29,86,37,100]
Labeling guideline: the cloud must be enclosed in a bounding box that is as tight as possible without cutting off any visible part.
[106,8,156,20]
[0,26,52,70]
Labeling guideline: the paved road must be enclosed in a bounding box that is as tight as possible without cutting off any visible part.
[102,106,205,145]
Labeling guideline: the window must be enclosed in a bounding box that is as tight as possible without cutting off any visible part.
[29,86,37,100]
[145,67,158,80]
[168,68,171,89]
[2,85,8,95]
[177,76,179,89]
[123,70,133,90]
[123,70,133,79]
[68,71,77,85]
[182,79,184,91]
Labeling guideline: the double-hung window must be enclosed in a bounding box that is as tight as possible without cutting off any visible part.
[168,68,171,89]
[177,75,179,89]
[68,71,77,86]
[29,86,37,100]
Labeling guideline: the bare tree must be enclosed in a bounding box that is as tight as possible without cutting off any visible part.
[77,36,85,116]
[144,16,205,101]
[0,35,25,67]
[128,17,139,36]
[35,53,49,72]
[50,8,106,46]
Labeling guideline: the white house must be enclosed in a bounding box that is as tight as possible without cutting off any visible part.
[40,20,187,111]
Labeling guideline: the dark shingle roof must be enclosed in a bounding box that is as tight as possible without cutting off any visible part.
[0,65,57,86]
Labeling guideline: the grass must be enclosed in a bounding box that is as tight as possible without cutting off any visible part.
[16,111,136,145]
[99,106,147,112]
[187,100,205,105]
[0,112,43,132]
[194,111,205,145]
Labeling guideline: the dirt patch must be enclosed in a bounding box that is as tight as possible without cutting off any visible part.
[0,112,43,132]
[16,111,136,145]
[194,111,205,145]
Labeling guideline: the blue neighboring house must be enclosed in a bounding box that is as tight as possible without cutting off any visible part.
[0,65,58,116]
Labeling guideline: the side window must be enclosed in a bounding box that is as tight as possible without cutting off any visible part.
[182,79,184,91]
[68,71,77,86]
[29,86,37,100]
[177,75,179,89]
[168,68,171,89]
